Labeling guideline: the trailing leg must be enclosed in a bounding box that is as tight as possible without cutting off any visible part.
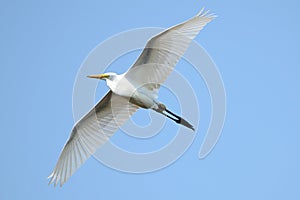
[154,103,195,131]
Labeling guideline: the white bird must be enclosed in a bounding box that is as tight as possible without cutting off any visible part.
[49,8,215,187]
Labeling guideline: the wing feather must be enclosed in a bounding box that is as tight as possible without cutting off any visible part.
[125,9,215,91]
[48,91,139,186]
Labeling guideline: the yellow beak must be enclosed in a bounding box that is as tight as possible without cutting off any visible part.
[87,74,110,79]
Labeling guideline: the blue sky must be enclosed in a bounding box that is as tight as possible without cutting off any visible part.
[1,0,300,199]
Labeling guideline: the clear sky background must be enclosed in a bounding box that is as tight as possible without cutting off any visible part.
[1,0,299,199]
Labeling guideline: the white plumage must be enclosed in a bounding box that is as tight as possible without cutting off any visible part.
[49,8,215,187]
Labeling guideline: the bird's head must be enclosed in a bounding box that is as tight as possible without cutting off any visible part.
[87,72,117,81]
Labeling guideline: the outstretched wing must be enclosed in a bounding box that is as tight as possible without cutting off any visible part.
[48,91,139,187]
[125,9,215,94]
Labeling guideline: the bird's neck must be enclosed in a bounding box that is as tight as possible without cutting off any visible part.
[106,74,136,97]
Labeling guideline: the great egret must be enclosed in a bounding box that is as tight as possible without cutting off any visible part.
[49,8,215,187]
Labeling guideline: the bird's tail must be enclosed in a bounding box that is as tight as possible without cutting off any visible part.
[155,104,195,131]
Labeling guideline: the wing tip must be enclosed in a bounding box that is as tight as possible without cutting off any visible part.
[47,171,65,187]
[47,172,56,187]
[196,7,217,19]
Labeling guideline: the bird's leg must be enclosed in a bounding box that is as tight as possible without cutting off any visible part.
[165,108,181,120]
[155,103,195,131]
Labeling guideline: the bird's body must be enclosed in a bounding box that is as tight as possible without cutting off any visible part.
[49,8,215,187]
[97,72,159,109]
